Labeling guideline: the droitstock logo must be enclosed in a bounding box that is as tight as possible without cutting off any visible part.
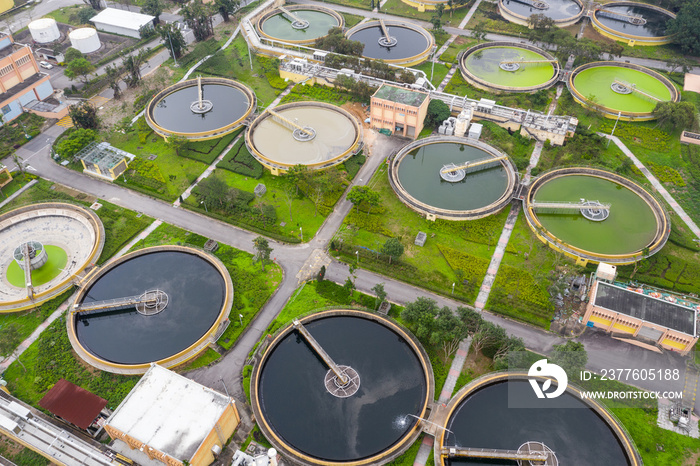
[528,359,568,399]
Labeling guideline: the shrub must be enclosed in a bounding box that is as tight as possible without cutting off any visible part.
[55,128,97,159]
[218,138,263,178]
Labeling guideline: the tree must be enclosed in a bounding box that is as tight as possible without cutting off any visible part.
[372,282,387,309]
[447,0,454,18]
[433,307,467,358]
[457,306,483,336]
[182,0,215,42]
[470,320,500,355]
[55,128,97,159]
[168,134,189,156]
[64,47,84,63]
[315,28,364,56]
[424,99,451,128]
[198,176,228,208]
[253,236,273,271]
[142,0,164,24]
[82,0,103,11]
[344,276,356,294]
[77,7,96,24]
[381,238,404,264]
[666,56,695,75]
[318,265,326,281]
[347,185,380,215]
[402,296,440,341]
[68,101,100,129]
[653,101,698,130]
[470,21,487,43]
[493,335,525,365]
[104,64,122,100]
[64,57,95,84]
[551,341,587,378]
[157,23,187,60]
[122,49,148,88]
[667,1,700,56]
[430,15,442,33]
[436,3,445,18]
[528,13,554,30]
[214,0,239,22]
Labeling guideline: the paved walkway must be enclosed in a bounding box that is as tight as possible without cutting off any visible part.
[437,65,457,92]
[438,337,472,403]
[458,0,482,29]
[602,134,700,240]
[474,202,520,310]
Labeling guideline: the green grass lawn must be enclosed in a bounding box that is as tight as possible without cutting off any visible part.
[466,1,530,36]
[342,13,366,28]
[0,173,36,201]
[130,223,283,351]
[335,163,507,305]
[178,347,221,371]
[45,5,90,26]
[380,0,472,24]
[413,61,451,89]
[440,35,477,64]
[109,127,210,202]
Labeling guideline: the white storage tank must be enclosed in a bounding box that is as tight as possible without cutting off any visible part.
[69,28,101,54]
[28,18,60,44]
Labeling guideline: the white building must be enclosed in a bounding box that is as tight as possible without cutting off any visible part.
[90,8,155,39]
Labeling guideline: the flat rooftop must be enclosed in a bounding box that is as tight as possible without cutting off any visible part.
[106,364,232,462]
[594,282,697,336]
[373,84,427,107]
[90,8,155,29]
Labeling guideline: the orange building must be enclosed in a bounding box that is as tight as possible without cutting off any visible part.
[370,84,429,139]
[583,280,699,355]
[0,33,64,124]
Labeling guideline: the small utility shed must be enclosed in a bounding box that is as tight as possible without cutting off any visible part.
[39,379,108,435]
[90,8,155,38]
[104,364,240,466]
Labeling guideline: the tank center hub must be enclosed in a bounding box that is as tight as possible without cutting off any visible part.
[610,82,632,95]
[500,62,521,72]
[440,163,466,182]
[13,241,48,271]
[378,36,398,47]
[325,365,361,398]
[580,200,610,221]
[516,441,558,466]
[293,126,317,141]
[291,19,310,29]
[136,289,169,315]
[190,100,214,114]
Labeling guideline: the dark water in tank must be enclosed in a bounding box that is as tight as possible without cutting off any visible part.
[258,316,428,461]
[595,5,670,38]
[444,381,631,465]
[501,0,581,21]
[348,25,429,60]
[152,84,250,133]
[75,251,226,365]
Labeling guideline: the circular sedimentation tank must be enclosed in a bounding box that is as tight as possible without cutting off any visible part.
[345,20,434,66]
[459,42,560,94]
[523,168,669,265]
[67,246,233,374]
[251,310,434,465]
[257,5,343,45]
[146,78,255,141]
[0,203,104,313]
[591,2,676,46]
[568,61,679,120]
[389,136,519,220]
[245,101,362,174]
[499,0,583,27]
[436,373,641,466]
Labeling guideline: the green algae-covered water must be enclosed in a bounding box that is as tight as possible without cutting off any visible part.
[533,175,658,255]
[463,46,556,88]
[6,245,67,287]
[261,10,339,41]
[573,65,672,114]
[397,142,509,212]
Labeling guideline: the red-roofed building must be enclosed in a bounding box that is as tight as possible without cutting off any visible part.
[39,379,109,436]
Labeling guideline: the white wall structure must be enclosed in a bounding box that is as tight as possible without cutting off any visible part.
[69,28,101,54]
[89,8,154,39]
[28,18,60,44]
